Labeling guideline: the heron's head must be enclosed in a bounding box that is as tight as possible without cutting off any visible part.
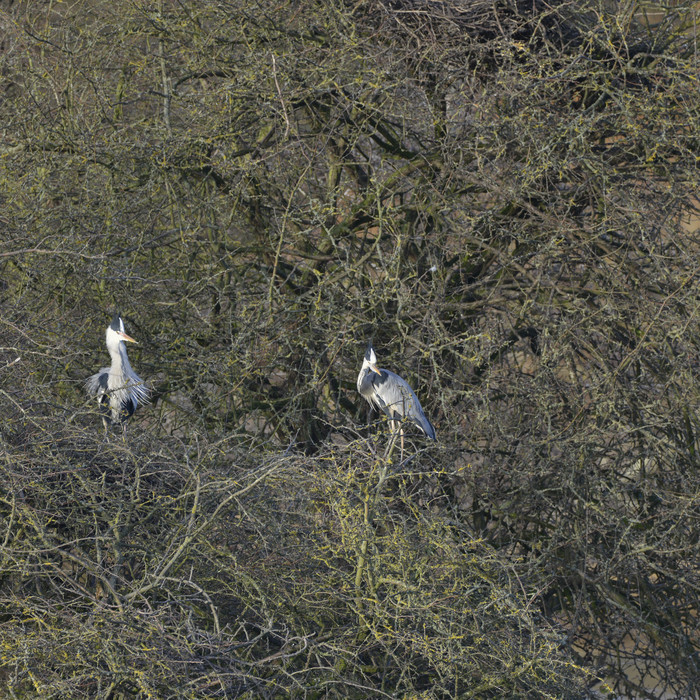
[363,343,381,375]
[106,314,138,351]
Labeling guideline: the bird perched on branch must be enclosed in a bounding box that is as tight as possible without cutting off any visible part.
[357,342,436,441]
[85,314,149,432]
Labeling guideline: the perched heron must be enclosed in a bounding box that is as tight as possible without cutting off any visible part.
[357,342,436,443]
[85,314,149,432]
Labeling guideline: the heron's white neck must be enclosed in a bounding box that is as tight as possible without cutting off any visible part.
[106,332,133,375]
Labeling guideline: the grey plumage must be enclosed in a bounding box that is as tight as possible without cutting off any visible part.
[357,343,435,440]
[85,314,149,430]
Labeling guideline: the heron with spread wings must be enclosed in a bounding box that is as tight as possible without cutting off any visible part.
[85,314,149,433]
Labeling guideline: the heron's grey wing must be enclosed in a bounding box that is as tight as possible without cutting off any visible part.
[85,368,112,425]
[372,370,416,419]
[374,370,435,439]
[85,368,109,397]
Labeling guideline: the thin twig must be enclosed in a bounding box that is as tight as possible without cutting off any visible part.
[271,53,290,140]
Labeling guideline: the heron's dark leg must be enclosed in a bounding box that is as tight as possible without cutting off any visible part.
[99,395,111,439]
[118,399,135,441]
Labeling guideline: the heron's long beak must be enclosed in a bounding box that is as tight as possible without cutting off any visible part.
[118,332,138,343]
[369,363,381,375]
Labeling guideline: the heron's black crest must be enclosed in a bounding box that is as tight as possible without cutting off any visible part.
[109,314,123,333]
[364,343,374,361]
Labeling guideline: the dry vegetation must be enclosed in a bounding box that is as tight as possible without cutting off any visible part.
[1,0,699,697]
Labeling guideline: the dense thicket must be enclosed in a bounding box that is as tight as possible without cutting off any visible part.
[1,0,698,697]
